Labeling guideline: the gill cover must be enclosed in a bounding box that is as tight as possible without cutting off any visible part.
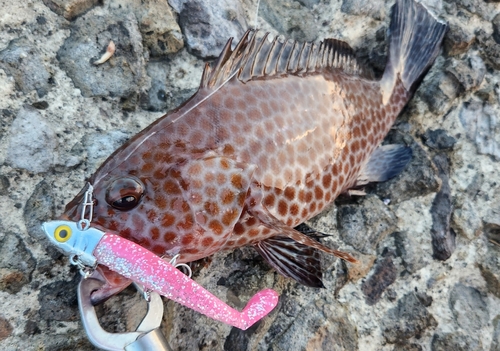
[42,220,105,267]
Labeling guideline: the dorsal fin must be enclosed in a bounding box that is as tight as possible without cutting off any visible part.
[200,30,373,89]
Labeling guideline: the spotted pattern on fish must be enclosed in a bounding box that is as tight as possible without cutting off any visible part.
[62,0,447,297]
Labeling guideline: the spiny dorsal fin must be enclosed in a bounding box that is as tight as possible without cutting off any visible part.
[200,30,372,89]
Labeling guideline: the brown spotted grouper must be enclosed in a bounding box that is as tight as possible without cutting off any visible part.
[62,0,447,303]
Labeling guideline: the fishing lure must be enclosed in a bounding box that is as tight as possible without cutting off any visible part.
[42,219,279,330]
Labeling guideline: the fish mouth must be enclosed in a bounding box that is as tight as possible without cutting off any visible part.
[88,267,132,306]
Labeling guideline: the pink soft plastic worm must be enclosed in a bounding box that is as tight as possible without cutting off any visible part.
[94,233,279,330]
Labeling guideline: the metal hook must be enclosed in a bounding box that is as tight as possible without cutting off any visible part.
[78,277,172,351]
[168,254,192,278]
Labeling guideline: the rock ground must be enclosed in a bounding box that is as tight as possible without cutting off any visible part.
[1,0,500,350]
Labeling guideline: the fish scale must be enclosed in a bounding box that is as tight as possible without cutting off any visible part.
[62,0,447,300]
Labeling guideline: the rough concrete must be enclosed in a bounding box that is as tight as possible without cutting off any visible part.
[1,0,500,350]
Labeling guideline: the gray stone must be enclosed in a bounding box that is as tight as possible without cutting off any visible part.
[82,130,131,171]
[0,233,36,294]
[38,274,80,322]
[381,292,437,344]
[492,315,500,351]
[444,22,475,56]
[374,132,441,204]
[477,30,500,70]
[362,256,398,305]
[169,0,248,58]
[393,232,428,274]
[6,106,57,173]
[341,0,384,19]
[0,175,9,196]
[140,61,169,112]
[296,0,320,9]
[57,9,148,98]
[139,1,184,56]
[0,316,13,342]
[455,0,496,20]
[420,72,462,114]
[431,331,482,351]
[393,343,423,351]
[134,0,184,56]
[140,64,199,111]
[0,37,51,97]
[23,180,56,243]
[42,0,101,20]
[459,100,500,160]
[445,55,486,92]
[430,154,455,261]
[31,101,49,110]
[259,0,317,42]
[493,13,500,44]
[421,129,457,150]
[451,200,482,240]
[484,222,500,248]
[266,298,359,351]
[449,283,489,332]
[479,264,500,299]
[338,195,397,255]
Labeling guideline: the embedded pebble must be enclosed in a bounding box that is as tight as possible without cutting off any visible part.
[449,283,489,332]
[445,54,486,92]
[57,9,148,98]
[169,0,248,58]
[0,317,13,342]
[42,0,101,20]
[381,292,437,344]
[431,331,482,351]
[361,255,397,305]
[341,0,384,19]
[6,106,57,173]
[430,154,455,261]
[421,129,457,150]
[0,233,36,294]
[338,195,397,255]
[0,38,51,97]
[444,22,476,56]
[259,0,317,42]
[459,100,500,160]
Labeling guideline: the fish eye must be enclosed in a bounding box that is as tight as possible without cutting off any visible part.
[106,176,145,211]
[54,225,72,242]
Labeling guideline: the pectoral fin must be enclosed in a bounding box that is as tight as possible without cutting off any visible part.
[254,236,324,288]
[356,144,412,187]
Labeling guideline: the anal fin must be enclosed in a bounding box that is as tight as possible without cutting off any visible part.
[356,144,412,187]
[254,236,324,288]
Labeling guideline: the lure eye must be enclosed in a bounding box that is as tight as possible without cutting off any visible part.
[106,176,145,211]
[54,225,72,242]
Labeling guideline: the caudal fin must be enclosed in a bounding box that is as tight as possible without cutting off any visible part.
[380,0,447,104]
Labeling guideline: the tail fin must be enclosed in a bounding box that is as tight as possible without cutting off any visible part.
[380,0,447,104]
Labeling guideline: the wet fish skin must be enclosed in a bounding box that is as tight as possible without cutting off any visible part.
[62,0,447,300]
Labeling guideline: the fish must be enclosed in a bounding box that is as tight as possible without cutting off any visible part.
[60,0,447,304]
